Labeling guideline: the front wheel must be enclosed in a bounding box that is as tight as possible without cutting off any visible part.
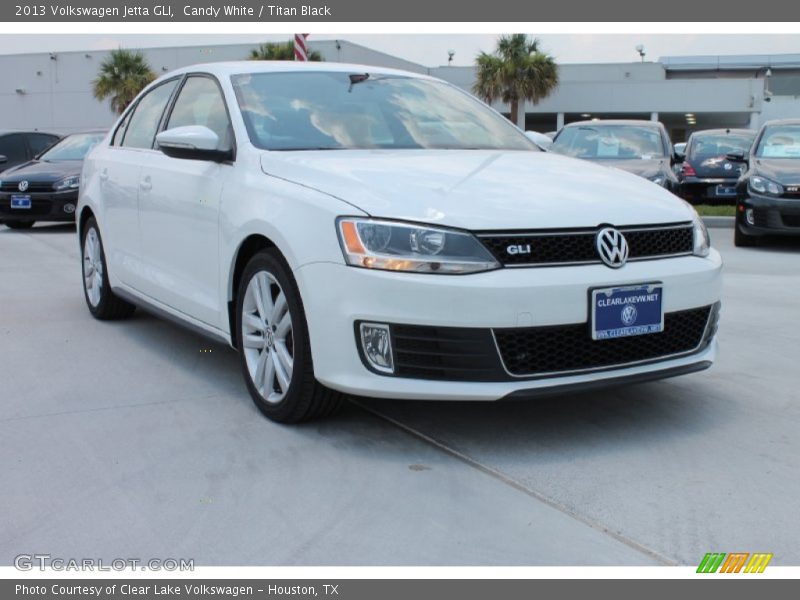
[236,249,342,423]
[81,217,136,320]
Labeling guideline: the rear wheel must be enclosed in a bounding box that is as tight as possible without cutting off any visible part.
[236,249,342,423]
[81,217,136,320]
[5,220,35,230]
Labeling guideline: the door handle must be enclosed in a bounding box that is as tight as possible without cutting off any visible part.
[139,176,152,192]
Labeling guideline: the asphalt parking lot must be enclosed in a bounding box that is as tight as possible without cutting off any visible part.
[1,223,799,566]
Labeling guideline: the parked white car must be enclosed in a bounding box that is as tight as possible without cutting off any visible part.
[78,62,722,422]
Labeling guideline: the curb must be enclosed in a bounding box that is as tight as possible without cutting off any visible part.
[702,216,735,229]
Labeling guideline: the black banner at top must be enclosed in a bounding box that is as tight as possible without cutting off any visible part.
[2,0,799,22]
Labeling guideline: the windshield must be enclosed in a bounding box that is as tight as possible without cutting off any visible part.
[551,125,666,159]
[688,132,755,160]
[755,125,800,158]
[40,133,105,161]
[230,71,535,151]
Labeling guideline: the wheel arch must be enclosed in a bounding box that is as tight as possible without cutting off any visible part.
[78,206,95,239]
[228,233,292,347]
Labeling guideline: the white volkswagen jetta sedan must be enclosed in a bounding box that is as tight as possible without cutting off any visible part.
[78,62,722,422]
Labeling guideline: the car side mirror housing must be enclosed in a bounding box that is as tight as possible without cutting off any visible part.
[156,126,232,162]
[0,154,7,164]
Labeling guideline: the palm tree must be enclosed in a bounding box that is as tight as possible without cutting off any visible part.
[249,41,322,61]
[473,34,559,127]
[92,49,156,114]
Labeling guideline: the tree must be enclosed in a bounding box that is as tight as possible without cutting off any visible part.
[249,41,322,61]
[473,34,559,127]
[92,49,156,114]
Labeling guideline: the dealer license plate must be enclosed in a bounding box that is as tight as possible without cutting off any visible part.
[10,194,32,209]
[591,284,664,340]
[715,185,736,196]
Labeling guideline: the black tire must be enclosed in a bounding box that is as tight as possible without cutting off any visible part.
[5,220,35,230]
[80,217,136,320]
[734,224,760,247]
[236,249,342,423]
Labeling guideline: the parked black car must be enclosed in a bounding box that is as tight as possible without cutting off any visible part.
[677,128,755,205]
[0,130,61,173]
[550,120,680,193]
[734,119,800,247]
[0,131,104,230]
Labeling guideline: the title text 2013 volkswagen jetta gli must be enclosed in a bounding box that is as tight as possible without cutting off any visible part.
[78,62,722,423]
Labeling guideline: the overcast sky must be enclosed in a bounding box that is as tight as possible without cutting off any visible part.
[1,34,799,65]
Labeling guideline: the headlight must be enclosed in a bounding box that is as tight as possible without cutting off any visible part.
[337,218,500,274]
[749,175,783,197]
[53,175,80,191]
[692,213,710,257]
[648,174,666,187]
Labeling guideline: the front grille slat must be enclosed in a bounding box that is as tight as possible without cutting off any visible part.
[375,305,716,382]
[391,324,508,382]
[479,223,694,267]
[494,306,713,377]
[0,182,54,193]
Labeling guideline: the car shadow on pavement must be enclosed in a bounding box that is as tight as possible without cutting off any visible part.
[344,375,724,460]
[0,223,76,234]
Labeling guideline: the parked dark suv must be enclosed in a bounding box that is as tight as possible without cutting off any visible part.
[550,120,680,193]
[677,128,755,205]
[0,130,61,173]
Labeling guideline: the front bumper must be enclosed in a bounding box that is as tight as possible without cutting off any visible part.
[737,194,800,236]
[295,252,722,400]
[0,190,78,222]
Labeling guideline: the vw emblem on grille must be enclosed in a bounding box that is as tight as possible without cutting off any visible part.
[621,304,638,326]
[595,227,629,268]
[18,180,29,192]
[724,163,733,171]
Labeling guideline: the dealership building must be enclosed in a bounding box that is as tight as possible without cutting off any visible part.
[1,39,798,141]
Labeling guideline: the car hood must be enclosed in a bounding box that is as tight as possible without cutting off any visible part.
[0,160,81,183]
[260,150,694,230]
[751,158,800,186]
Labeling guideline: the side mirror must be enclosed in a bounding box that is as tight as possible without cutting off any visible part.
[524,131,553,151]
[156,126,232,162]
[0,155,7,164]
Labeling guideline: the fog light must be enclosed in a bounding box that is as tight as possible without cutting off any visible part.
[745,208,755,226]
[359,322,394,374]
[64,203,76,214]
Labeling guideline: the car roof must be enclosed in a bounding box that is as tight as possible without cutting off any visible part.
[690,128,755,137]
[761,118,800,127]
[0,130,60,136]
[151,60,436,84]
[563,119,663,128]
